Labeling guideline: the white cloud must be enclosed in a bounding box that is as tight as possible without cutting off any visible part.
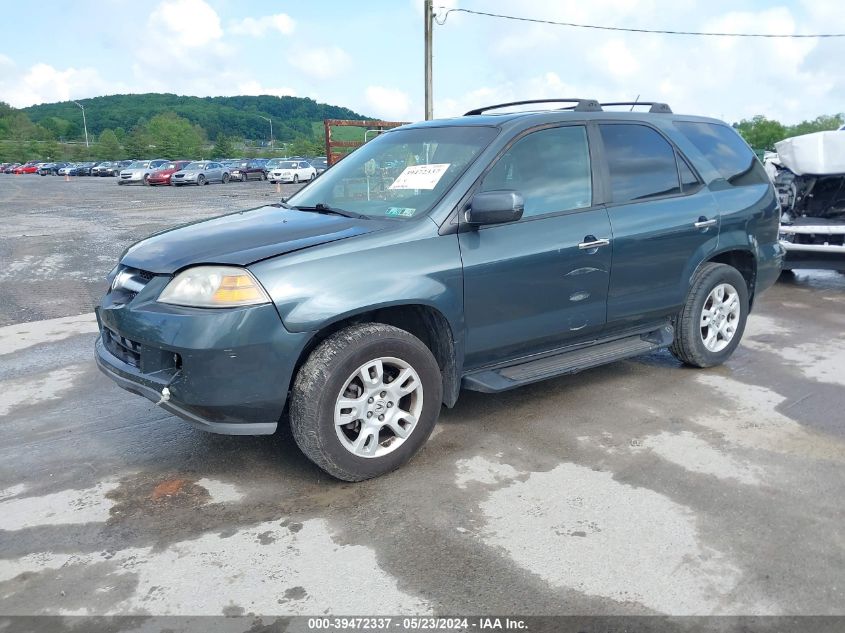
[230,13,295,37]
[433,0,845,125]
[235,80,296,98]
[147,0,222,48]
[306,47,353,80]
[365,85,413,120]
[0,63,116,108]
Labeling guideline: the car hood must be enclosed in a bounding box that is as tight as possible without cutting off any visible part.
[150,169,177,176]
[120,205,384,274]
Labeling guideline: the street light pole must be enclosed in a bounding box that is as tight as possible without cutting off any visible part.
[258,115,273,148]
[72,101,89,148]
[424,0,433,120]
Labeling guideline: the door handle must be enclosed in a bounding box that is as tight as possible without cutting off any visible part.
[694,217,718,229]
[578,237,611,250]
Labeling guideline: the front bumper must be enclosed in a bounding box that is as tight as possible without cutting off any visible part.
[95,278,311,435]
[119,172,147,183]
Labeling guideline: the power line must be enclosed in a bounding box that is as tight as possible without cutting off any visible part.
[433,7,845,38]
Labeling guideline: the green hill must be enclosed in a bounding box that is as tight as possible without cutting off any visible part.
[21,93,369,143]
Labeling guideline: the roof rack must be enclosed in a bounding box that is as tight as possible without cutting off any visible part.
[464,99,602,116]
[599,101,673,113]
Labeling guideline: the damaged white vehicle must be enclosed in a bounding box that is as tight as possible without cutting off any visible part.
[771,128,845,271]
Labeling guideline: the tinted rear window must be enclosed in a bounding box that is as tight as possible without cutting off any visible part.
[599,124,680,203]
[675,121,768,187]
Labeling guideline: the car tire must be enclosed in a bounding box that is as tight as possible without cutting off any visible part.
[669,262,749,368]
[117,181,124,185]
[197,174,206,186]
[310,172,316,181]
[143,174,150,185]
[222,173,230,184]
[293,175,299,184]
[290,323,442,482]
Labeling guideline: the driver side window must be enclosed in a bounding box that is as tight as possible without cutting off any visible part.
[479,126,592,218]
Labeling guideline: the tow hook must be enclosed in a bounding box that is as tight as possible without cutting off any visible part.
[155,387,171,406]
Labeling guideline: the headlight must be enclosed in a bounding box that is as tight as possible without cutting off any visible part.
[158,266,270,308]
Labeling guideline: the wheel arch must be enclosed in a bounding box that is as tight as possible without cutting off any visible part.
[290,303,461,408]
[701,248,757,308]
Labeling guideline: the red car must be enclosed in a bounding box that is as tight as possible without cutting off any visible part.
[13,161,40,174]
[147,160,192,186]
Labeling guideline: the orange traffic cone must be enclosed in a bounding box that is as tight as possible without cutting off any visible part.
[65,173,70,182]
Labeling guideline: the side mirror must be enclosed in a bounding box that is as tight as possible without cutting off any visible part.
[465,190,524,226]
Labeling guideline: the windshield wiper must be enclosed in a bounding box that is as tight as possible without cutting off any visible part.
[291,203,369,220]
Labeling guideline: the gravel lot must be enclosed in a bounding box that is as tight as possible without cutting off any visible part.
[1,175,845,622]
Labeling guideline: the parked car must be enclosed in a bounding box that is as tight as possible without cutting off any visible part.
[3,163,21,174]
[171,161,230,186]
[89,162,108,176]
[267,159,316,184]
[309,156,328,176]
[111,160,133,175]
[38,162,64,175]
[13,161,40,174]
[93,161,121,177]
[148,161,192,186]
[73,162,97,176]
[118,159,170,185]
[95,98,783,482]
[229,159,267,181]
[58,163,81,176]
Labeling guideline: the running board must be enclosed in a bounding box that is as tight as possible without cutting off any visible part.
[462,325,674,393]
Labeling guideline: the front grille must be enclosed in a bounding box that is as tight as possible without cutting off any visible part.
[103,327,141,368]
[109,266,156,303]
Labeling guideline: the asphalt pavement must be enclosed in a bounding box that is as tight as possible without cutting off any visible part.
[1,175,844,622]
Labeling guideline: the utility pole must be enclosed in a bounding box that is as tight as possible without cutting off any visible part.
[424,0,433,120]
[72,101,89,148]
[258,115,273,148]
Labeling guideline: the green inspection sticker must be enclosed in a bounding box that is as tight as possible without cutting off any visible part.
[385,207,417,217]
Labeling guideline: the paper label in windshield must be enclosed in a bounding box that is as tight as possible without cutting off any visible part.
[388,163,450,190]
[386,207,417,217]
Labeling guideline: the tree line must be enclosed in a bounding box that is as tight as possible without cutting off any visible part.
[0,93,367,162]
[732,114,844,151]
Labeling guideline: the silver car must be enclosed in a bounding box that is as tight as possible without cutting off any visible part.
[171,161,230,186]
[118,159,170,185]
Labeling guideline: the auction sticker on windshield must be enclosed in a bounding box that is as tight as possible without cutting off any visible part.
[389,163,450,190]
[385,207,416,217]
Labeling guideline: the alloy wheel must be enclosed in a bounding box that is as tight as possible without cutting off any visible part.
[700,283,741,352]
[333,357,423,458]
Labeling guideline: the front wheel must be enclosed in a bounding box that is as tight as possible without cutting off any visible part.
[670,263,749,368]
[143,174,150,185]
[293,174,299,184]
[290,323,442,481]
[222,173,230,184]
[197,174,206,186]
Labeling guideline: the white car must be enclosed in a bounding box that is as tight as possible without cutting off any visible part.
[118,159,170,185]
[268,160,316,184]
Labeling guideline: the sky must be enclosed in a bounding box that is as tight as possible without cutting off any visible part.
[0,0,843,125]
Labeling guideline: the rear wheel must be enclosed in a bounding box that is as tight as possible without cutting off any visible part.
[670,263,749,368]
[290,323,442,481]
[143,174,150,185]
[222,173,230,184]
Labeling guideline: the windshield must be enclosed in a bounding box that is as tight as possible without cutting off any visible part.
[162,162,181,170]
[288,126,497,220]
[265,159,285,168]
[127,161,149,169]
[185,162,206,170]
[278,161,297,169]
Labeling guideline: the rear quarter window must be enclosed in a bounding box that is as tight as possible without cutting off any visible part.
[674,121,768,187]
